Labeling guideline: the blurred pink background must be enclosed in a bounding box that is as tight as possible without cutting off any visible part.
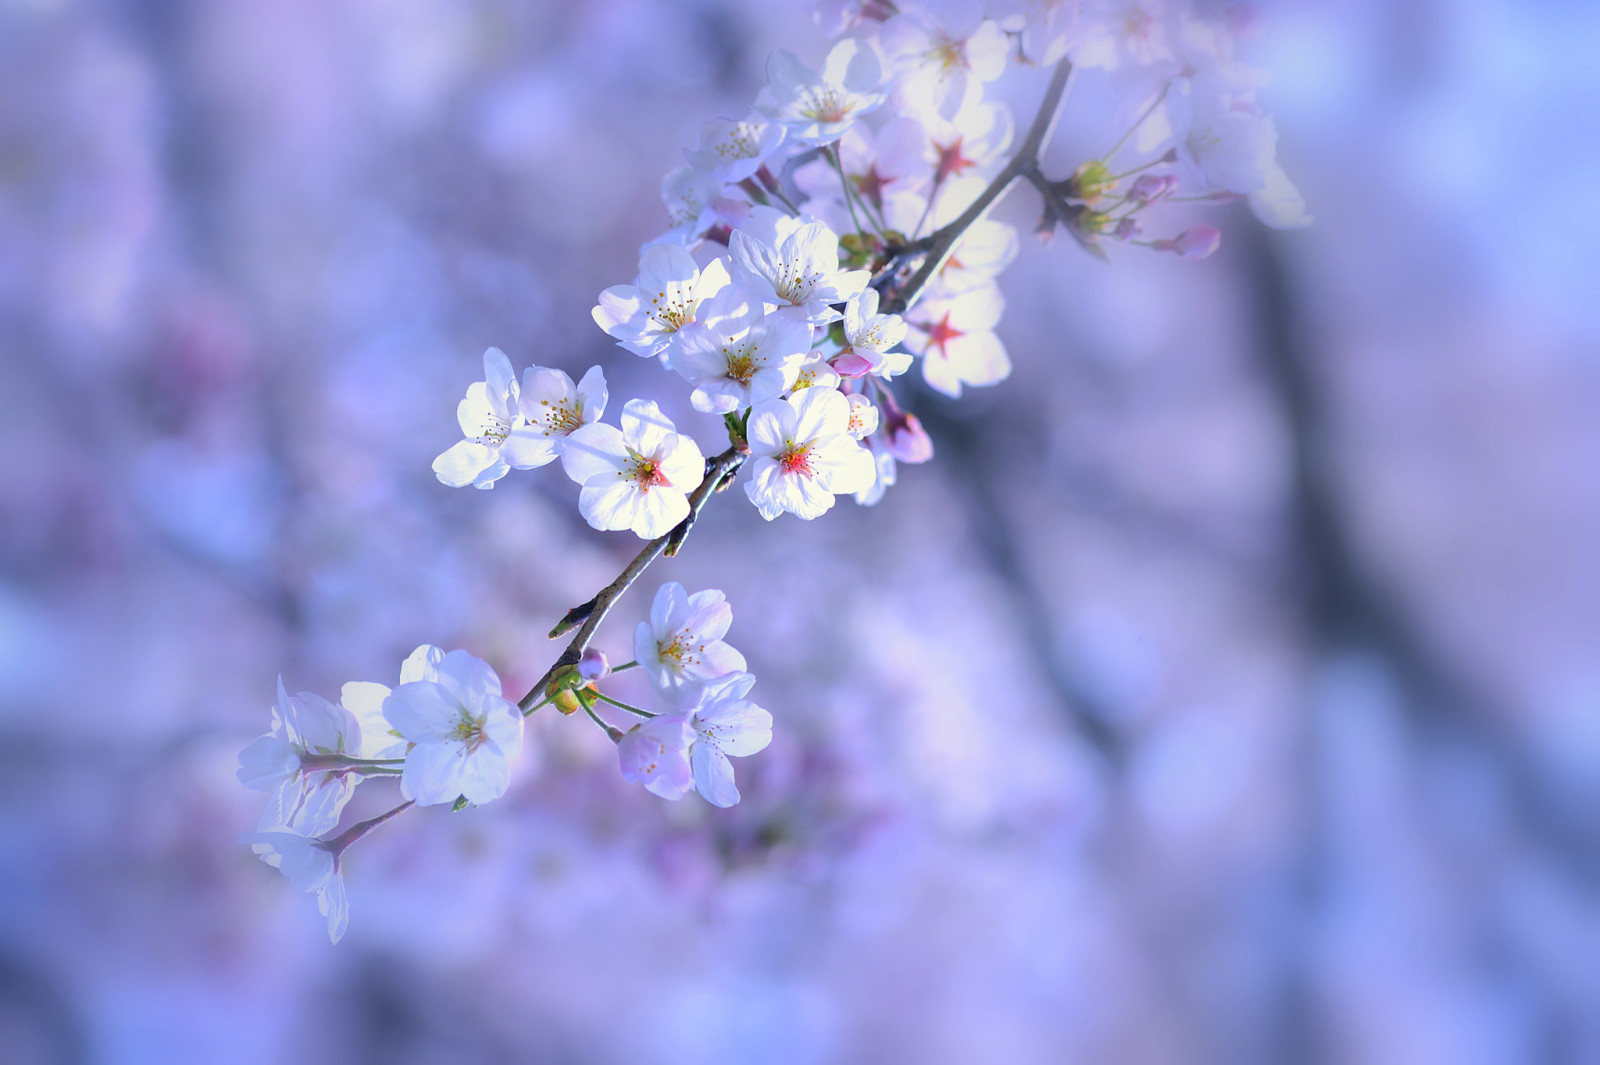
[2,0,1597,1062]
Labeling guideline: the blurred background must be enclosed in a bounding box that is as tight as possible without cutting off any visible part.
[2,0,1598,1061]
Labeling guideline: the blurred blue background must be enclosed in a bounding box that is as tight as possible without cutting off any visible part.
[1,0,1597,1062]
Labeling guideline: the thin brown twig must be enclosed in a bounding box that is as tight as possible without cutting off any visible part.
[517,446,746,712]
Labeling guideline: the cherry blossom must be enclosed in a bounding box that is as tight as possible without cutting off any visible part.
[686,672,773,808]
[844,393,880,439]
[880,3,1010,120]
[756,38,885,148]
[744,388,875,520]
[729,206,871,324]
[238,678,364,837]
[247,832,349,943]
[382,649,524,807]
[1165,76,1277,195]
[617,714,695,800]
[904,283,1011,398]
[684,113,788,183]
[433,347,566,489]
[561,399,706,538]
[635,581,748,707]
[593,244,733,361]
[337,643,450,761]
[836,288,911,379]
[669,284,813,413]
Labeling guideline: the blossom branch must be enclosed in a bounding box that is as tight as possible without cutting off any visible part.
[879,57,1076,314]
[518,445,748,712]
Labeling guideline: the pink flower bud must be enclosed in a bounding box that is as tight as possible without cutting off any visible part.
[830,352,875,379]
[1173,225,1222,260]
[1113,217,1142,241]
[888,413,934,463]
[578,649,610,682]
[1129,174,1177,203]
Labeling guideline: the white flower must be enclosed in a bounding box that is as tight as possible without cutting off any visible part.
[837,288,911,378]
[687,672,773,808]
[238,678,364,837]
[744,389,876,520]
[844,394,880,439]
[756,39,885,148]
[561,399,706,538]
[432,347,563,489]
[670,284,813,413]
[923,98,1014,186]
[684,113,788,183]
[1073,0,1177,72]
[248,831,349,943]
[635,581,748,707]
[337,643,452,760]
[853,430,900,507]
[1165,76,1277,195]
[617,714,695,800]
[880,5,1010,120]
[792,117,931,214]
[657,165,730,245]
[593,245,733,361]
[382,649,524,807]
[904,283,1010,398]
[791,349,843,392]
[729,206,870,324]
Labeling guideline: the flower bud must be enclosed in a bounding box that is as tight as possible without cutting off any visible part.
[578,649,610,682]
[1129,173,1177,203]
[1113,217,1142,241]
[1173,225,1222,260]
[1068,160,1115,205]
[830,351,875,378]
[888,413,934,463]
[553,689,582,715]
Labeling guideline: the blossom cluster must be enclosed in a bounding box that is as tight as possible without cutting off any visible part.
[245,0,1306,942]
[239,584,767,940]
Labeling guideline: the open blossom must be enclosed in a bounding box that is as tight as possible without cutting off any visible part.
[744,388,875,520]
[793,116,930,216]
[729,207,870,324]
[593,244,732,360]
[238,678,365,837]
[635,581,747,707]
[880,4,1010,119]
[433,347,564,490]
[248,832,348,943]
[337,643,451,761]
[657,165,734,245]
[382,649,524,807]
[684,113,788,183]
[686,672,773,808]
[561,399,705,538]
[845,393,880,439]
[756,38,885,148]
[618,714,695,800]
[1165,76,1277,195]
[904,283,1010,398]
[835,287,911,379]
[670,284,813,413]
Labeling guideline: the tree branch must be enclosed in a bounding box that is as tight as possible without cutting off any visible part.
[879,57,1076,314]
[517,446,747,712]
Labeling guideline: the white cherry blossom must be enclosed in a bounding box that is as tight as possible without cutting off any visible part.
[238,678,364,837]
[836,288,911,379]
[685,113,788,183]
[618,714,695,800]
[432,347,557,490]
[635,581,748,707]
[1165,75,1277,195]
[880,3,1010,120]
[845,393,880,439]
[593,244,733,361]
[248,832,349,943]
[904,282,1010,398]
[561,399,706,538]
[744,388,876,520]
[382,649,524,807]
[687,672,773,808]
[516,364,608,460]
[756,38,885,148]
[670,284,813,413]
[729,206,870,324]
[337,643,451,761]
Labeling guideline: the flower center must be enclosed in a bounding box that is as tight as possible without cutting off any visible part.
[453,713,487,753]
[628,452,670,490]
[532,399,582,436]
[801,87,850,125]
[726,348,758,385]
[922,312,965,358]
[778,441,814,476]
